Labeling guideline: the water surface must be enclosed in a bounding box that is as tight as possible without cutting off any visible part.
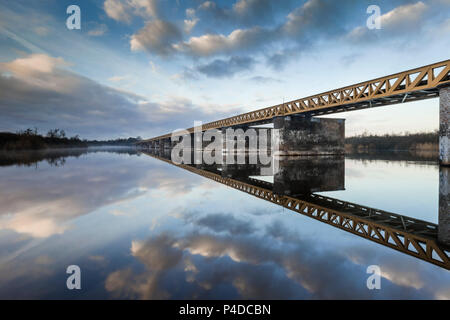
[0,148,448,299]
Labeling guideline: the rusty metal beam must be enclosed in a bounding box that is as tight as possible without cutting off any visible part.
[140,59,450,143]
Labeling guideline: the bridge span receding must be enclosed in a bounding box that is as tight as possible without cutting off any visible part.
[138,60,450,164]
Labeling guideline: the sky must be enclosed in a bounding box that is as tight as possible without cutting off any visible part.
[0,0,449,139]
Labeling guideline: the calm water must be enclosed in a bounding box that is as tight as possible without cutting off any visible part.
[0,148,448,299]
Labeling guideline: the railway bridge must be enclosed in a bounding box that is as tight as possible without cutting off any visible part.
[137,60,450,164]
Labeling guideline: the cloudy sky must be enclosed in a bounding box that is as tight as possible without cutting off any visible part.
[0,0,449,139]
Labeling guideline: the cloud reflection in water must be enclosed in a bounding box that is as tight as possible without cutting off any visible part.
[0,149,448,299]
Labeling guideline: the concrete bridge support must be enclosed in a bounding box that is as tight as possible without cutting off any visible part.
[221,163,266,178]
[162,138,171,150]
[172,131,218,151]
[157,147,171,158]
[273,116,345,156]
[169,133,203,164]
[222,126,272,153]
[438,166,450,246]
[165,115,344,158]
[142,142,148,150]
[202,129,222,151]
[440,86,450,166]
[273,156,345,196]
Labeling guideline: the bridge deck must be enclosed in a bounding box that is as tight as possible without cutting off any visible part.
[140,59,450,143]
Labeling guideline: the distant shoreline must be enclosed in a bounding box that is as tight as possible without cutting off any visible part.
[0,131,140,151]
[345,143,438,154]
[1,130,439,153]
[0,132,88,150]
[345,131,438,154]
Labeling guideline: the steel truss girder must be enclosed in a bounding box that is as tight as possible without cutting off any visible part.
[141,59,450,143]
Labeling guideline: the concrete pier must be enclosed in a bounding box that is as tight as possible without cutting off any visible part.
[273,116,345,156]
[221,162,267,178]
[273,156,345,196]
[222,126,271,152]
[438,166,450,246]
[162,138,170,150]
[163,116,343,157]
[440,86,450,166]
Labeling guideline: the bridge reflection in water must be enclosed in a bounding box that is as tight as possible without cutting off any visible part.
[143,149,450,270]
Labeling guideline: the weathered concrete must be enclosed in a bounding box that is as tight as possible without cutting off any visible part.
[157,147,171,158]
[273,156,345,196]
[171,130,222,151]
[170,133,196,150]
[221,162,266,178]
[222,126,271,153]
[166,116,343,159]
[202,129,222,151]
[162,138,172,150]
[440,86,450,166]
[150,139,172,150]
[273,116,345,156]
[438,166,450,246]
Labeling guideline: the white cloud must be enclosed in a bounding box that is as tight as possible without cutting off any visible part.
[104,0,132,23]
[88,23,108,37]
[104,0,159,23]
[174,26,268,56]
[129,0,159,18]
[380,1,428,29]
[130,20,182,55]
[347,1,429,42]
[108,75,129,82]
[1,53,67,76]
[0,54,75,92]
[186,8,196,18]
[184,8,200,33]
[184,17,199,34]
[199,1,216,11]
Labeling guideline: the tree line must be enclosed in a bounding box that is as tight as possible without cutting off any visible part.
[0,128,142,151]
[345,131,438,151]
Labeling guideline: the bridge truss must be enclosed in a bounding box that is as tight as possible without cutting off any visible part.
[142,59,450,143]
